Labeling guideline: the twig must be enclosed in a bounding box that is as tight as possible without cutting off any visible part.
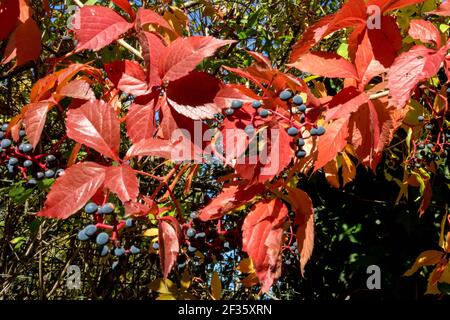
[369,90,389,100]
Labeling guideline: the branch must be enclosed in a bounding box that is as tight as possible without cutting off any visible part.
[369,90,389,100]
[72,0,143,60]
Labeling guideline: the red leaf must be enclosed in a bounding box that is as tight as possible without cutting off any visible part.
[166,71,221,120]
[428,1,450,16]
[66,99,121,161]
[126,93,158,144]
[136,7,172,31]
[138,31,166,87]
[112,0,135,19]
[388,45,445,108]
[222,66,265,91]
[23,101,54,149]
[368,0,427,13]
[58,79,96,100]
[0,0,19,41]
[246,50,272,69]
[158,36,235,82]
[314,117,350,170]
[419,180,432,217]
[289,52,359,79]
[37,162,106,219]
[105,60,149,96]
[125,137,182,160]
[158,216,181,278]
[73,6,133,52]
[214,85,258,111]
[324,87,369,121]
[1,19,41,67]
[287,187,314,275]
[408,19,441,47]
[242,198,288,292]
[198,184,265,221]
[104,163,139,202]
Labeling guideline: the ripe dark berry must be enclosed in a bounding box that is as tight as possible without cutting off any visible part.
[21,143,33,153]
[1,139,12,148]
[96,232,109,245]
[99,245,109,257]
[287,127,298,137]
[99,203,114,214]
[46,154,56,162]
[417,144,425,150]
[188,245,197,253]
[27,179,37,187]
[300,115,306,123]
[195,232,206,239]
[19,130,26,137]
[298,104,307,113]
[224,108,234,116]
[417,115,424,122]
[44,170,55,178]
[114,247,125,257]
[112,261,119,270]
[190,212,198,219]
[55,169,65,177]
[316,126,326,136]
[297,138,305,147]
[7,165,14,174]
[279,90,293,101]
[0,132,4,139]
[84,202,98,214]
[36,172,45,180]
[77,230,89,241]
[23,160,33,168]
[244,124,255,135]
[252,101,262,109]
[84,224,97,236]
[125,218,133,228]
[130,245,140,254]
[425,124,433,130]
[8,157,19,166]
[296,150,307,158]
[152,242,159,250]
[292,95,303,106]
[259,109,269,118]
[1,124,8,131]
[231,100,243,109]
[186,228,196,238]
[310,128,318,136]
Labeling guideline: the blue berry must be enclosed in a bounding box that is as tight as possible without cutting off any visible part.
[417,115,424,122]
[186,228,196,238]
[298,104,307,113]
[300,115,306,123]
[0,132,4,139]
[279,90,293,101]
[297,138,305,147]
[195,232,206,239]
[252,101,262,109]
[292,95,303,106]
[99,245,110,257]
[310,128,318,136]
[188,245,197,253]
[99,203,114,214]
[418,144,425,150]
[21,143,33,153]
[27,179,37,187]
[77,230,89,241]
[19,130,26,137]
[84,224,97,236]
[316,126,326,136]
[224,241,230,248]
[190,212,198,219]
[296,150,307,158]
[244,124,255,135]
[425,124,433,130]
[112,261,119,270]
[36,172,45,179]
[224,108,234,116]
[152,242,159,250]
[287,127,298,137]
[23,160,33,168]
[130,245,140,254]
[259,109,269,118]
[46,154,56,162]
[8,157,19,166]
[1,139,12,148]
[114,247,125,257]
[84,202,98,214]
[55,169,65,177]
[44,170,55,178]
[1,124,8,131]
[7,165,14,174]
[125,218,133,228]
[96,232,109,245]
[231,100,243,109]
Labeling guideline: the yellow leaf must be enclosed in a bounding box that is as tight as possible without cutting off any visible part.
[163,10,184,36]
[438,262,450,284]
[237,258,255,274]
[341,152,356,187]
[426,264,446,295]
[439,212,447,250]
[404,250,444,276]
[143,228,158,237]
[211,272,222,300]
[241,273,259,288]
[324,159,339,188]
[157,293,177,300]
[148,278,176,294]
[180,269,191,291]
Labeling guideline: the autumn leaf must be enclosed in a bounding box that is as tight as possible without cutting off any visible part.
[104,163,139,202]
[23,101,54,149]
[105,60,149,96]
[408,19,441,47]
[66,99,121,161]
[211,272,222,300]
[242,198,288,292]
[57,79,96,100]
[0,0,20,41]
[315,117,350,170]
[126,94,158,144]
[404,250,444,276]
[37,162,106,219]
[158,216,181,278]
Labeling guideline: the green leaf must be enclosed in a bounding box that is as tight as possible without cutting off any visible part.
[9,184,34,204]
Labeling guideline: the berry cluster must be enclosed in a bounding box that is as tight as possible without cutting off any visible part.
[0,122,64,186]
[76,201,141,269]
[222,89,326,160]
